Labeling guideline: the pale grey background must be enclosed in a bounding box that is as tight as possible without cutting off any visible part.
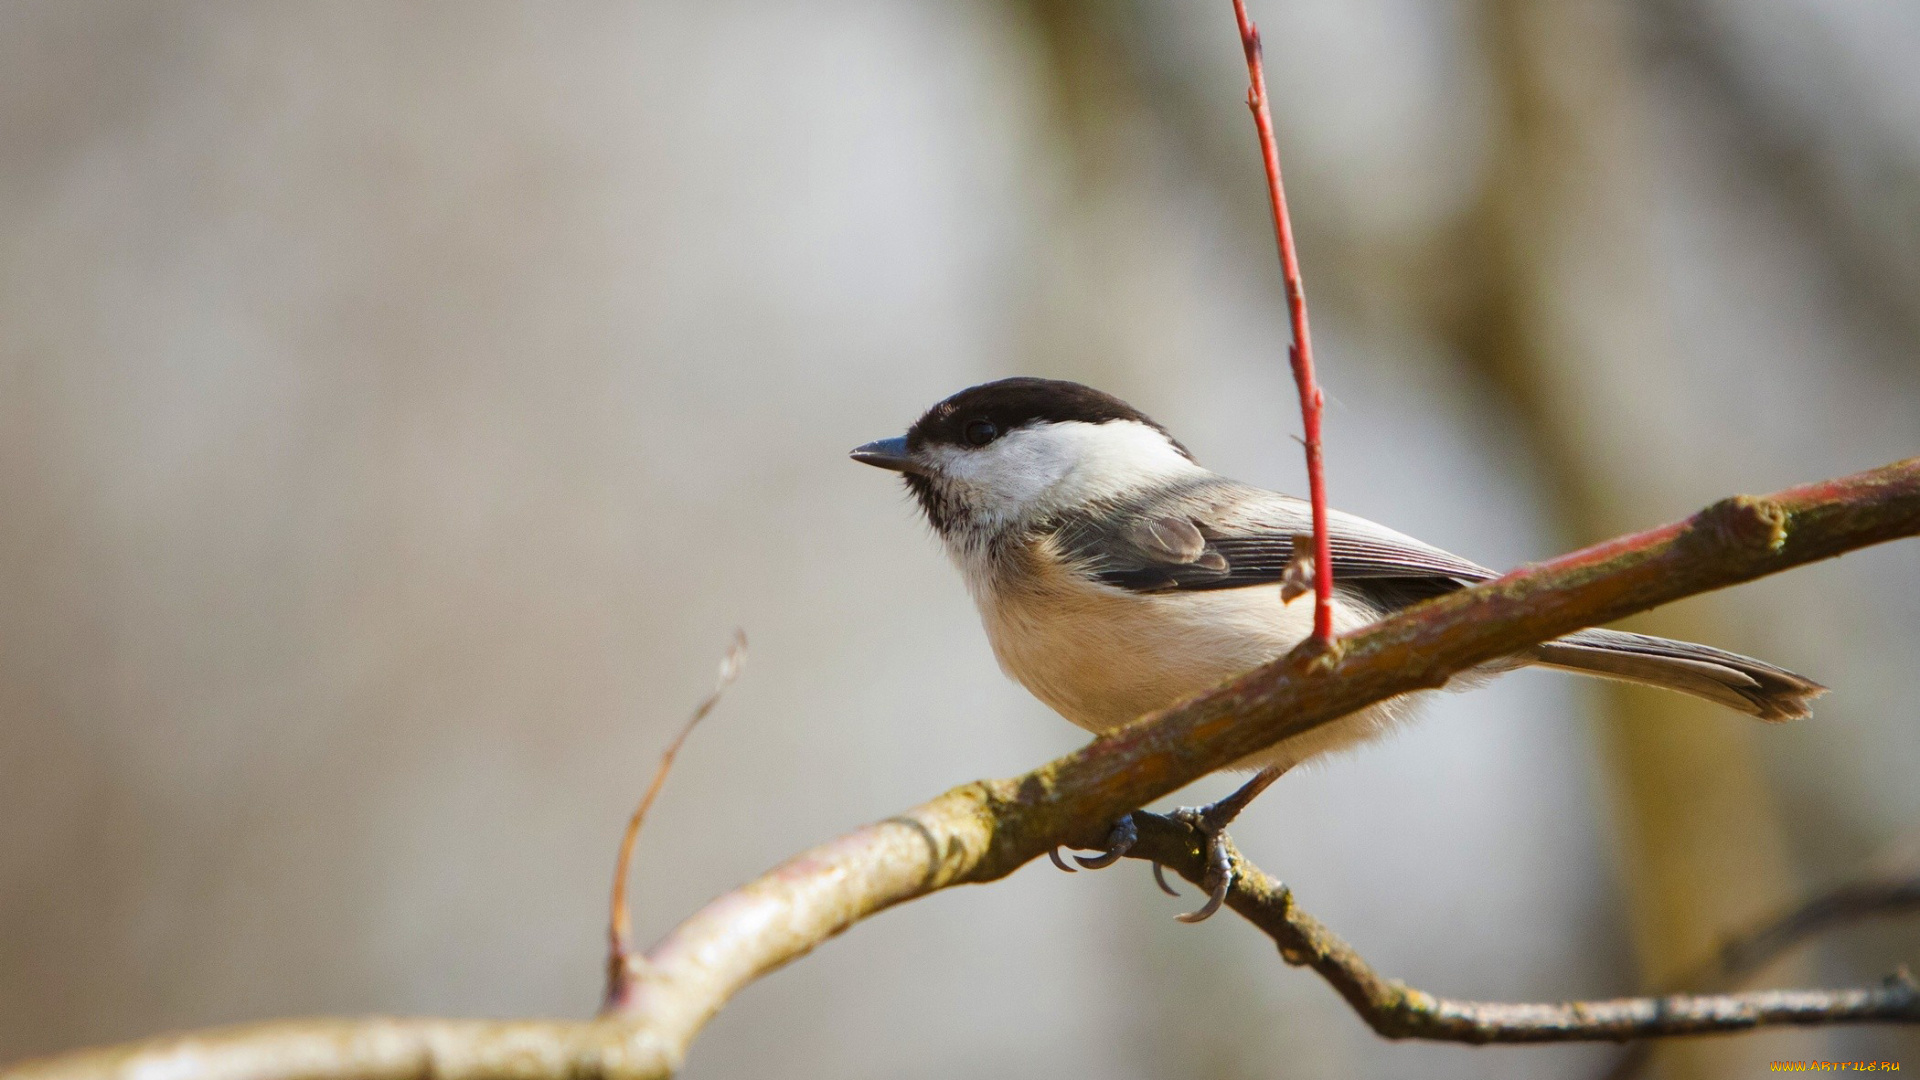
[2,3,1915,1078]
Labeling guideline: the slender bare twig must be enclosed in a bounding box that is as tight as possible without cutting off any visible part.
[1230,0,1334,646]
[1692,879,1920,994]
[1598,834,1920,1080]
[603,631,746,1013]
[1122,812,1920,1043]
[9,459,1920,1080]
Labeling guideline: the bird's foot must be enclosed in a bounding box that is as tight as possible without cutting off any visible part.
[1047,805,1238,915]
[1165,805,1240,922]
[1161,766,1284,922]
[1052,766,1285,921]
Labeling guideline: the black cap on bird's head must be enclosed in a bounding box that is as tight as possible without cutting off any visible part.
[903,378,1187,456]
[850,378,1197,536]
[851,378,1189,468]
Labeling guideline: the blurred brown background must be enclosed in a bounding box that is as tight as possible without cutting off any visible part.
[2,2,1917,1078]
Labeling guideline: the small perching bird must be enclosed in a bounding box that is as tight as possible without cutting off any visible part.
[852,378,1823,918]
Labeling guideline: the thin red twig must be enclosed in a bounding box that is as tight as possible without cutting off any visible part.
[1231,0,1334,645]
[602,630,747,1013]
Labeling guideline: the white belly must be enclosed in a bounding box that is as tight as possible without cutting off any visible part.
[978,571,1418,774]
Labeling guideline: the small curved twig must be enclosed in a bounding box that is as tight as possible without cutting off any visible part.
[602,631,746,1013]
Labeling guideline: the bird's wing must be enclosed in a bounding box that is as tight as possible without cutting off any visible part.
[1052,479,1496,596]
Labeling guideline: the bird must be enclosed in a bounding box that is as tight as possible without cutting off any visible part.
[850,377,1823,919]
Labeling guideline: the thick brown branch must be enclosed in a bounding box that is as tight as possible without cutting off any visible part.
[9,458,1920,1080]
[1122,813,1920,1043]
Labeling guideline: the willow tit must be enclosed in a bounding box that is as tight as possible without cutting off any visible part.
[852,378,1822,912]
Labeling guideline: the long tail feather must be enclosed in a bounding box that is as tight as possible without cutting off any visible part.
[1528,629,1824,722]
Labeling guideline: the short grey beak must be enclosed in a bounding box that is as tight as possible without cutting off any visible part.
[850,436,922,474]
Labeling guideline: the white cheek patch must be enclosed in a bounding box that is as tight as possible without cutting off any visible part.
[1041,421,1199,504]
[927,420,1199,528]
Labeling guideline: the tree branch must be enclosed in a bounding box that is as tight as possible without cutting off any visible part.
[0,1020,677,1080]
[8,457,1919,1080]
[1123,812,1920,1043]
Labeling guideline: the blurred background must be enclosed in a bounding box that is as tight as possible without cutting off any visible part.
[1,2,1916,1078]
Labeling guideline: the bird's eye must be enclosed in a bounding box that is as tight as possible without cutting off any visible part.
[963,419,998,447]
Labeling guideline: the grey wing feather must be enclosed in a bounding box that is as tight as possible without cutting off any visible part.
[1076,512,1231,591]
[1059,479,1493,596]
[1126,515,1211,565]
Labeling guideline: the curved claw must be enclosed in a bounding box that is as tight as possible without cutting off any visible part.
[1151,861,1181,897]
[1073,813,1138,870]
[1048,846,1077,873]
[1174,830,1235,923]
[1174,873,1231,923]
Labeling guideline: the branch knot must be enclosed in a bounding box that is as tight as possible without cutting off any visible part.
[1284,633,1343,675]
[1695,495,1790,553]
